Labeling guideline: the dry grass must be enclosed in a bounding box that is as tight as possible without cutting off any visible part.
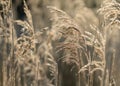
[0,0,120,86]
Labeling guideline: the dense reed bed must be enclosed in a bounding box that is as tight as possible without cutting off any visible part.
[0,0,120,86]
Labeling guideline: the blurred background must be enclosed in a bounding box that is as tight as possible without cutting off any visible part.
[12,0,103,30]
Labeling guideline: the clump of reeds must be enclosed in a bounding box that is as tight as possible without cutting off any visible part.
[47,5,106,86]
[98,0,120,85]
[0,0,56,86]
